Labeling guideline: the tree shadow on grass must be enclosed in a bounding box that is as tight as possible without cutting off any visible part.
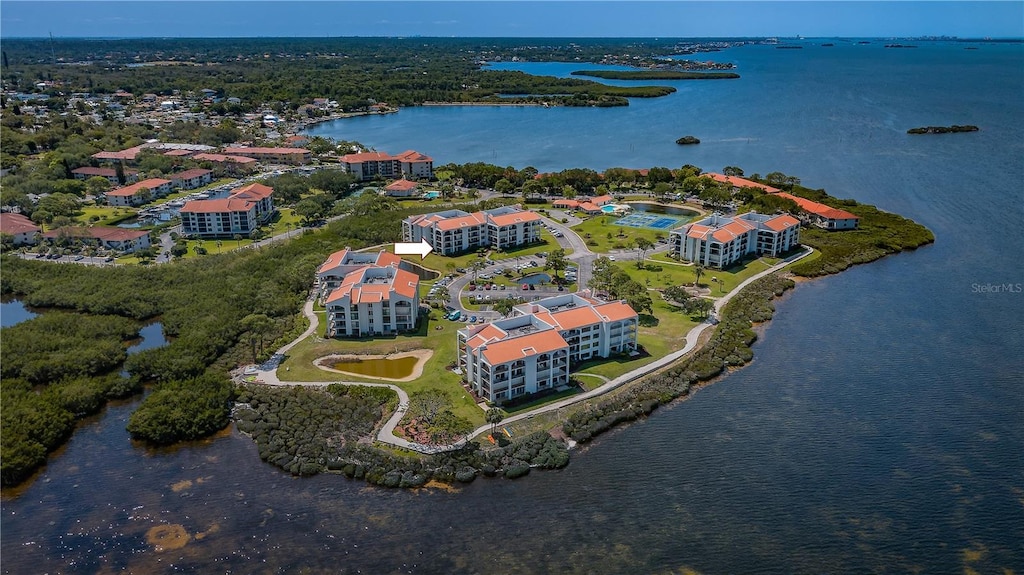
[638,313,659,328]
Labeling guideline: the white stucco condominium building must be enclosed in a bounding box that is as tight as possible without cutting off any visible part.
[316,248,405,297]
[402,206,542,256]
[180,183,275,237]
[339,150,433,181]
[669,212,801,269]
[324,264,420,338]
[458,291,638,404]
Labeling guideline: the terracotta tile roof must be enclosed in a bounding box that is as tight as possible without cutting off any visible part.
[553,199,580,208]
[706,173,781,193]
[385,179,420,191]
[436,212,485,231]
[106,178,171,197]
[466,324,508,349]
[549,306,604,330]
[774,193,859,221]
[163,149,194,157]
[762,214,800,232]
[92,145,145,161]
[181,198,255,213]
[173,168,213,180]
[395,150,433,162]
[579,202,600,213]
[325,266,419,303]
[590,194,614,205]
[229,182,273,201]
[318,248,351,273]
[488,210,541,227]
[711,219,755,243]
[375,251,403,268]
[0,212,41,235]
[481,329,568,365]
[340,151,395,163]
[193,153,258,164]
[686,224,714,240]
[222,146,310,155]
[592,301,639,323]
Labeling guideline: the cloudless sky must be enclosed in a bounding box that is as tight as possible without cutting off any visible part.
[1,1,1022,39]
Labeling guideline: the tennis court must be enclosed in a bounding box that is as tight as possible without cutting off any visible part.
[614,213,682,230]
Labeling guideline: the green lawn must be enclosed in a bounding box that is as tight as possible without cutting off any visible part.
[638,255,774,293]
[277,313,485,427]
[571,216,680,253]
[74,205,139,227]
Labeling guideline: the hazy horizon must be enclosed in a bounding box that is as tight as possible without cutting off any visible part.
[2,1,1022,39]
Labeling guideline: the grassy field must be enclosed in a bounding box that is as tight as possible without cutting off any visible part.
[74,205,139,227]
[571,215,681,253]
[642,254,775,293]
[276,312,485,426]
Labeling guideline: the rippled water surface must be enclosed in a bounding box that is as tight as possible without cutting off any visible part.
[3,40,1023,574]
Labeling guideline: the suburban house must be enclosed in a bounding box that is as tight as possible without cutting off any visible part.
[457,291,639,404]
[316,248,405,295]
[383,179,421,197]
[552,195,612,214]
[192,153,258,175]
[402,206,542,256]
[324,264,420,338]
[0,212,42,245]
[42,226,151,253]
[169,168,214,190]
[669,212,802,268]
[771,192,860,230]
[221,146,311,165]
[105,178,173,207]
[71,166,139,184]
[163,149,195,159]
[339,150,434,181]
[179,183,275,237]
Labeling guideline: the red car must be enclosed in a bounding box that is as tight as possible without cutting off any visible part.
[468,284,476,291]
[521,283,529,290]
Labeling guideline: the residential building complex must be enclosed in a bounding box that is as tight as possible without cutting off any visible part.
[105,178,173,207]
[192,153,258,175]
[316,248,404,295]
[670,212,801,268]
[169,168,214,190]
[772,192,860,230]
[221,147,311,165]
[71,166,139,184]
[402,206,542,256]
[339,150,433,181]
[458,292,638,404]
[323,263,421,338]
[0,212,42,245]
[180,183,275,237]
[41,226,151,253]
[383,179,421,197]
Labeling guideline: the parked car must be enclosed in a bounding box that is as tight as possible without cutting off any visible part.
[469,315,477,323]
[468,284,476,291]
[522,283,529,290]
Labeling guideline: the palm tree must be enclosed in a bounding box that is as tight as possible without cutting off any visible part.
[486,408,505,436]
[470,260,486,283]
[694,264,705,288]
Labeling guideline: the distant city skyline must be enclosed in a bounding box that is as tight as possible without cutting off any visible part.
[1,1,1022,39]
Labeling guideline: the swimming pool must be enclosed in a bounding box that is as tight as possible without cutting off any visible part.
[424,191,440,199]
[601,205,616,213]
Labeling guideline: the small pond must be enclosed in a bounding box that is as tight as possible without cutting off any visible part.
[520,273,552,285]
[330,356,419,379]
[625,202,699,217]
[1,298,38,328]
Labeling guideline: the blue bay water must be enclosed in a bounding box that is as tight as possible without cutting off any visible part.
[2,40,1023,574]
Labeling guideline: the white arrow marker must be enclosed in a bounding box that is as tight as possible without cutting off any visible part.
[394,239,433,260]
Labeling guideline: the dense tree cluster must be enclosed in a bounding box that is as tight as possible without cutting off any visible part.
[234,383,567,485]
[0,312,143,485]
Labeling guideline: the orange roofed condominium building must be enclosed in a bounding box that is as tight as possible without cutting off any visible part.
[105,178,173,207]
[402,206,542,256]
[323,261,421,338]
[339,150,433,181]
[669,212,801,269]
[770,192,860,230]
[220,147,311,165]
[179,183,275,238]
[458,291,639,404]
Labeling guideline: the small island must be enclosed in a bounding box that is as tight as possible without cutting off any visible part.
[907,125,979,134]
[571,70,740,80]
[676,136,701,145]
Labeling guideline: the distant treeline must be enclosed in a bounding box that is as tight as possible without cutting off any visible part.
[571,70,740,80]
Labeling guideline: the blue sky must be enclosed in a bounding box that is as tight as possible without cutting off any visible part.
[2,1,1022,39]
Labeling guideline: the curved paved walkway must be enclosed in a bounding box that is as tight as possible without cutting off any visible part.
[248,237,812,454]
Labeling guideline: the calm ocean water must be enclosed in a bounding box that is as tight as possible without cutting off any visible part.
[3,40,1023,574]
